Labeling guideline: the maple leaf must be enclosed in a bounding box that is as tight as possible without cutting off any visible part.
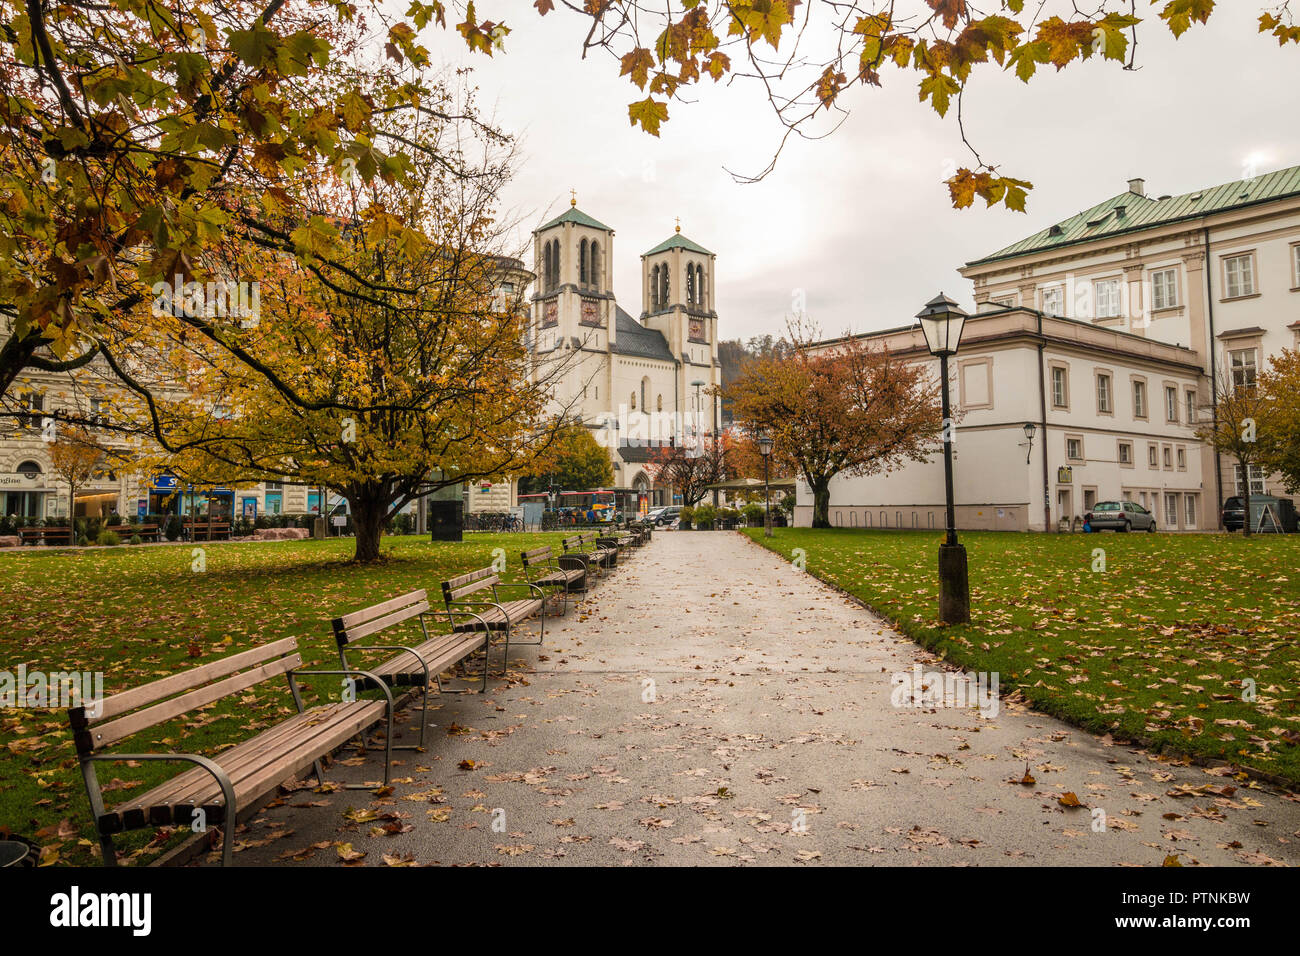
[619,48,655,89]
[627,97,669,136]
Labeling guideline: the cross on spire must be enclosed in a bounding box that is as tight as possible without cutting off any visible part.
[570,189,577,207]
[675,216,681,233]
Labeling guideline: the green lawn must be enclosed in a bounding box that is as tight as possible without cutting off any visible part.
[745,527,1300,784]
[0,532,565,865]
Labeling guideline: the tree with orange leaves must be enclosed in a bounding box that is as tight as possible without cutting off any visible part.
[725,332,942,528]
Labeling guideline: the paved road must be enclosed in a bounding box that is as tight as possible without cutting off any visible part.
[216,531,1300,867]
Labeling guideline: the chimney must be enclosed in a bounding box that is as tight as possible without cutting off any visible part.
[1128,178,1146,197]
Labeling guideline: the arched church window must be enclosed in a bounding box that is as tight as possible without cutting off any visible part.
[650,265,659,309]
[685,262,695,305]
[589,242,599,290]
[659,266,668,308]
[640,377,649,414]
[542,243,552,292]
[695,264,705,307]
[656,394,663,412]
[630,391,637,411]
[579,238,587,285]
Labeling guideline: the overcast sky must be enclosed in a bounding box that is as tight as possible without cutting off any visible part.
[421,5,1300,341]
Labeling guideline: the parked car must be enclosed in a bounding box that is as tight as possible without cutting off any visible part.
[1085,500,1157,532]
[1221,496,1246,532]
[648,506,680,527]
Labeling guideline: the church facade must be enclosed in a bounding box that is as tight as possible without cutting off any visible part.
[527,202,723,508]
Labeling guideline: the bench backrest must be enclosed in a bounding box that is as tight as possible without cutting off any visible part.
[520,545,554,569]
[68,638,302,756]
[442,567,498,603]
[333,590,430,648]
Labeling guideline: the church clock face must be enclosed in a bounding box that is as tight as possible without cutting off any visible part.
[688,318,705,342]
[542,301,558,327]
[580,298,602,327]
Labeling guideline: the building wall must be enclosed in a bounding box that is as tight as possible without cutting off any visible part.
[962,181,1300,511]
[798,311,1207,532]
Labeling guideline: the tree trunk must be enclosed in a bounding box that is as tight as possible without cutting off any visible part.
[349,493,386,563]
[810,478,831,529]
[69,481,76,545]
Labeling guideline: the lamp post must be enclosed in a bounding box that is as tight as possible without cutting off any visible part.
[916,292,970,625]
[1021,421,1036,465]
[757,431,774,537]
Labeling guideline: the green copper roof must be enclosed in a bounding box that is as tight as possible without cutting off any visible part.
[968,165,1300,266]
[538,206,613,232]
[644,233,713,256]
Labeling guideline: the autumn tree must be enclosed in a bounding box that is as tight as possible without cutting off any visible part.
[444,1,1299,207]
[0,0,461,396]
[48,425,105,537]
[1196,363,1271,536]
[123,102,571,562]
[726,332,942,528]
[519,422,614,494]
[1259,349,1300,494]
[648,432,729,507]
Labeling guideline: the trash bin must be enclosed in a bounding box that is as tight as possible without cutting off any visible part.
[0,837,36,868]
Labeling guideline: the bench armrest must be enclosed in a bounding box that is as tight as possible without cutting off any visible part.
[492,581,547,600]
[345,644,432,684]
[84,752,237,859]
[286,668,395,712]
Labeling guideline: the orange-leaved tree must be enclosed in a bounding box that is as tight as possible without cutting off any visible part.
[120,106,575,562]
[0,0,461,396]
[726,331,942,527]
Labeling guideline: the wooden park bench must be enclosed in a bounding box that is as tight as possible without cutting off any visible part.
[186,519,232,541]
[561,532,616,577]
[520,544,587,612]
[333,589,490,750]
[441,568,547,675]
[106,523,160,542]
[68,637,395,867]
[20,526,72,546]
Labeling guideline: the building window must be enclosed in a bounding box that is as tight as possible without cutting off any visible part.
[1184,494,1198,528]
[1051,366,1068,409]
[1165,493,1178,528]
[1096,372,1113,414]
[1229,348,1257,389]
[1094,278,1122,319]
[1133,379,1147,419]
[1148,443,1158,468]
[1118,441,1133,466]
[1041,286,1064,317]
[1162,445,1173,470]
[1235,463,1266,496]
[990,295,1015,308]
[1293,244,1300,288]
[1176,446,1186,470]
[1185,389,1197,425]
[1150,268,1179,310]
[1066,436,1084,461]
[1165,385,1179,423]
[1223,253,1255,298]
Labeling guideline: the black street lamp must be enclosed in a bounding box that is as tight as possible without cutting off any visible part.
[916,292,970,625]
[1020,421,1036,465]
[757,431,774,537]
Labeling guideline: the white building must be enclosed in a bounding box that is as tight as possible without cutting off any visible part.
[528,201,723,507]
[800,164,1300,531]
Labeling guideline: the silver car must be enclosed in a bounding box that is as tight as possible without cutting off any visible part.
[1086,500,1157,532]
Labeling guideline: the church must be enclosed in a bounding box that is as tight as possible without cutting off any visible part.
[527,198,723,510]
